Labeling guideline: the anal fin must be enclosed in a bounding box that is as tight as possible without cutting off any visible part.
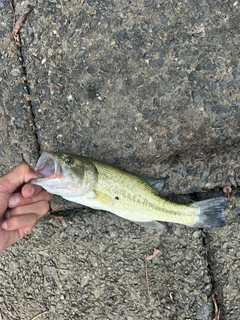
[134,220,164,230]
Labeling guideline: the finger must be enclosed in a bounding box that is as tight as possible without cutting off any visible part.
[21,184,44,198]
[8,190,51,208]
[0,164,39,195]
[2,213,37,232]
[8,201,50,219]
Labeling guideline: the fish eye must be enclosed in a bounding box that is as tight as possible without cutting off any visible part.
[65,157,73,165]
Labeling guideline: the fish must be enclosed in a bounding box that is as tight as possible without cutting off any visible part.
[30,152,228,230]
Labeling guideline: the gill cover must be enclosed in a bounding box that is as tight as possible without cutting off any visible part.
[59,152,99,195]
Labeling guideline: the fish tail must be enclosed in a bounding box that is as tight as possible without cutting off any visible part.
[190,197,228,228]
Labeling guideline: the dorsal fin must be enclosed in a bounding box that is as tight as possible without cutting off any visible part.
[138,176,169,193]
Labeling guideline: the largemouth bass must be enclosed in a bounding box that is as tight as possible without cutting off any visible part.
[30,152,228,229]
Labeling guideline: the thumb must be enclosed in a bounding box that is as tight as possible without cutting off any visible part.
[0,164,38,194]
[0,164,38,213]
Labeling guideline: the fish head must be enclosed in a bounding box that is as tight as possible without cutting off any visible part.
[30,152,98,197]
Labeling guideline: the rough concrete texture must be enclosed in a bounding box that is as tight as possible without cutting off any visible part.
[0,211,216,320]
[0,1,38,174]
[0,0,239,319]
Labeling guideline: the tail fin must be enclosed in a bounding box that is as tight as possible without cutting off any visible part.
[191,197,228,228]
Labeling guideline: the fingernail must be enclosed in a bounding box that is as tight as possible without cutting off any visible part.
[9,194,19,206]
[25,185,34,197]
[5,210,10,219]
[2,221,8,230]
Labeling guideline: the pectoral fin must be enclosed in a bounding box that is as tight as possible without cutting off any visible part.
[94,191,114,205]
[139,176,169,193]
[134,220,164,230]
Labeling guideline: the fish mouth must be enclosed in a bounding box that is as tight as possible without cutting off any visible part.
[34,152,62,179]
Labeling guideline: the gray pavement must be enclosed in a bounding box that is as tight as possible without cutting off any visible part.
[0,0,239,319]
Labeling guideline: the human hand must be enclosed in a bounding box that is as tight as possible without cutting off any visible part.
[0,164,50,251]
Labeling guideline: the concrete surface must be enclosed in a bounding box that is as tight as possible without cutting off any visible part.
[0,0,239,319]
[0,1,38,174]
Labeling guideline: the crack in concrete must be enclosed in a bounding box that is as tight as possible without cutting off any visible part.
[9,1,41,157]
[202,231,221,320]
[19,47,41,156]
